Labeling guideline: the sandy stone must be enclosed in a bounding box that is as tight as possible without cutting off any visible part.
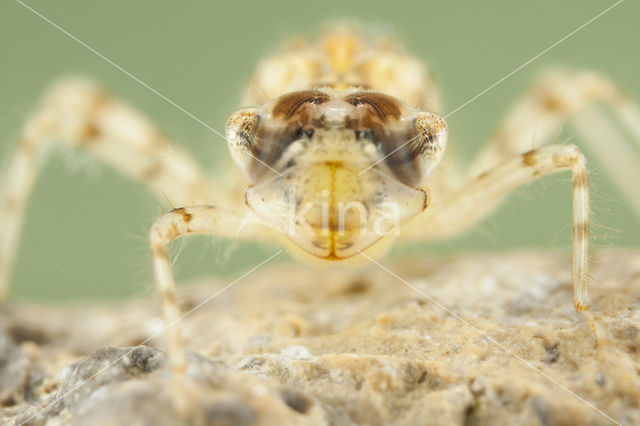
[1,250,639,425]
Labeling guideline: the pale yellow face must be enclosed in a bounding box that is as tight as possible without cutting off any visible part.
[226,88,448,260]
[246,160,428,259]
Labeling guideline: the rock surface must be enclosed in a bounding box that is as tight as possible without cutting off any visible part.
[1,250,639,425]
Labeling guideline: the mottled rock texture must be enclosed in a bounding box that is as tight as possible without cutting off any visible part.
[1,250,639,425]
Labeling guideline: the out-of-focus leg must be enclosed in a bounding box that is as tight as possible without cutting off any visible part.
[469,70,640,215]
[0,79,226,299]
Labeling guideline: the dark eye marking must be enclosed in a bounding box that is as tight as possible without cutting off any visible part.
[295,127,315,139]
[355,129,374,140]
[272,90,330,119]
[344,92,402,121]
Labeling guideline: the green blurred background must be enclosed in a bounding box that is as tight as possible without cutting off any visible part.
[1,0,638,301]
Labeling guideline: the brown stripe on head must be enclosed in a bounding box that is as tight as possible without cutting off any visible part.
[271,90,331,120]
[345,92,402,123]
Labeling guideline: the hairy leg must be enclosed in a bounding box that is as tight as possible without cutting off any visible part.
[148,205,269,412]
[469,70,640,215]
[403,145,592,315]
[149,206,251,376]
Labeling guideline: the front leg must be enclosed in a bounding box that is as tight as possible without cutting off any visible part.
[403,145,592,317]
[149,205,256,376]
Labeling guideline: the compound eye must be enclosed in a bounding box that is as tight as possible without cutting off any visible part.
[410,112,448,183]
[225,108,260,181]
[362,109,448,188]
